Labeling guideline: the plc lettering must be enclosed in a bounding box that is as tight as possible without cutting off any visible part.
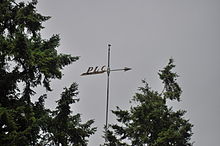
[86,65,106,74]
[81,65,106,76]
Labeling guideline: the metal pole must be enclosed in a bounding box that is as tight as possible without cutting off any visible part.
[105,44,111,141]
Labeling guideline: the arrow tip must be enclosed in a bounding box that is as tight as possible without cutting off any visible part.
[124,67,132,72]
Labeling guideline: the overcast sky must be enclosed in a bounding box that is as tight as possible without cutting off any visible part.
[31,0,220,145]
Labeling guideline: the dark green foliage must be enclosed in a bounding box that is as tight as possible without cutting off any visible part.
[158,59,182,101]
[45,83,96,146]
[36,83,96,146]
[104,59,193,146]
[0,0,95,145]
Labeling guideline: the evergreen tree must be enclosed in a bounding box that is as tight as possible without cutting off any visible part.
[0,0,95,145]
[104,59,193,146]
[36,83,96,146]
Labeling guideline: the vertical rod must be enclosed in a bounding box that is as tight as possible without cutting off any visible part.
[105,44,111,141]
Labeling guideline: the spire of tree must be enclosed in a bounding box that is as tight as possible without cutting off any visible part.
[104,59,193,146]
[37,83,96,146]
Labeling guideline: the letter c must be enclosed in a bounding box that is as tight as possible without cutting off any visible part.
[101,65,106,71]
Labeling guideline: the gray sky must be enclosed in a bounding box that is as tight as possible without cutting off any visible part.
[33,0,220,145]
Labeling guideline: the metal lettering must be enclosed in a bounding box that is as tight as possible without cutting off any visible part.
[94,66,99,72]
[81,65,107,76]
[101,65,106,71]
[86,67,93,74]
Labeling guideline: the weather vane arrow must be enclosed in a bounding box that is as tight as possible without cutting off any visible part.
[81,44,131,143]
[110,67,132,72]
[81,66,132,76]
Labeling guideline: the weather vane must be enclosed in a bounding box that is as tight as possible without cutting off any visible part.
[81,44,131,141]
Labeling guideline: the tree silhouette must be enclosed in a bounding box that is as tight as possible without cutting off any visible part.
[0,0,95,145]
[104,59,193,146]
